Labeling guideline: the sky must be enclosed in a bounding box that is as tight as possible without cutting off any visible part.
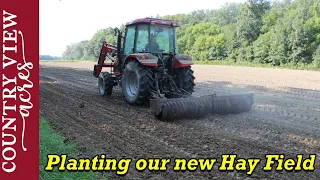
[40,0,247,56]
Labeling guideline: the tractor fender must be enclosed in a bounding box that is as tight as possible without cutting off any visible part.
[124,53,158,67]
[173,54,194,68]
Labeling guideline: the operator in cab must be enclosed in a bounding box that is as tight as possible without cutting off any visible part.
[144,38,161,52]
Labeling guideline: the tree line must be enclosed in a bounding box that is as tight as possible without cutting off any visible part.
[62,0,320,68]
[40,55,62,60]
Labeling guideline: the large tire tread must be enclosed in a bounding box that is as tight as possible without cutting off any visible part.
[99,72,113,96]
[123,61,155,105]
[175,66,195,94]
[103,73,113,96]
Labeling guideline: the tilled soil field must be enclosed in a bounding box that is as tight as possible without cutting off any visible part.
[40,62,320,179]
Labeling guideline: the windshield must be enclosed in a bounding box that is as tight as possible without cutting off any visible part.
[150,25,174,53]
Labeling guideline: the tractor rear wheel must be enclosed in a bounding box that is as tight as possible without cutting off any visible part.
[122,61,155,105]
[98,72,113,96]
[174,66,195,94]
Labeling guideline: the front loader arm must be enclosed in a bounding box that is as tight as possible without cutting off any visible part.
[93,41,118,78]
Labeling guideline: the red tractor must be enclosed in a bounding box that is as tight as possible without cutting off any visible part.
[93,18,254,120]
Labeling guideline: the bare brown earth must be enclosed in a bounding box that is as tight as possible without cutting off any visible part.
[40,61,320,180]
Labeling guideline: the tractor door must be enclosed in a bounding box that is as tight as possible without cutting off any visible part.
[119,25,136,73]
[123,25,136,55]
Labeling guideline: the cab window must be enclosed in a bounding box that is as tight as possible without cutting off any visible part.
[135,24,149,52]
[123,26,136,54]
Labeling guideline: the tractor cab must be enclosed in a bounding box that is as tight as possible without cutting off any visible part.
[122,18,180,56]
[111,18,185,73]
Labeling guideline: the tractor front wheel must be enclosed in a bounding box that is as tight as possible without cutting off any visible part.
[98,72,114,96]
[122,61,155,105]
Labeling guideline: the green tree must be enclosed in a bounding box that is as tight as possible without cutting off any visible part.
[236,3,261,44]
[313,45,320,67]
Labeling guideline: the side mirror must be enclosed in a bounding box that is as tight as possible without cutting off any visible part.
[114,27,121,36]
[114,28,117,36]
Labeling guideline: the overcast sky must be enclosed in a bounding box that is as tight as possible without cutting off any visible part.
[40,0,247,56]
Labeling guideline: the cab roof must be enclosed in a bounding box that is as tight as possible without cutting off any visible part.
[126,17,180,27]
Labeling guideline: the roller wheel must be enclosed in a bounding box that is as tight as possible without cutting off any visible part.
[98,72,114,96]
[174,66,195,94]
[122,61,155,105]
